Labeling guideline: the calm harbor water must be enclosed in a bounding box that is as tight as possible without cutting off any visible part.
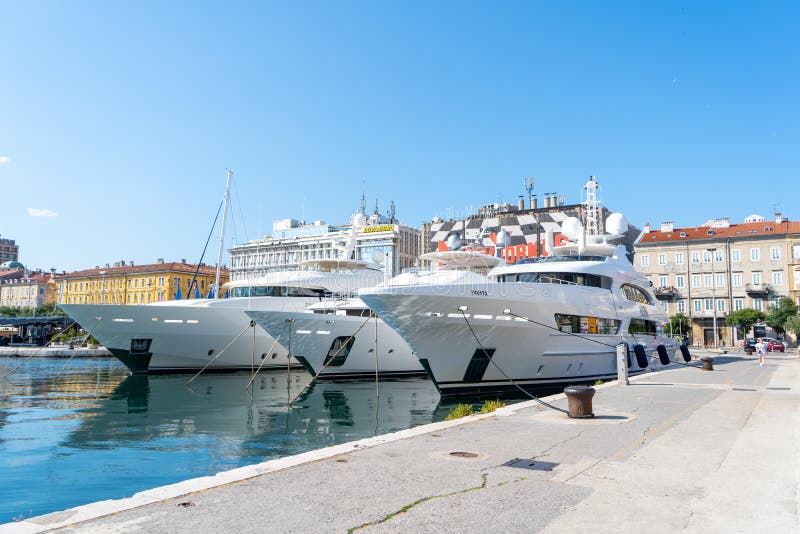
[0,356,481,523]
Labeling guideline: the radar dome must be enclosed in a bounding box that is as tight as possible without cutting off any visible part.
[605,213,629,235]
[445,233,462,251]
[561,217,583,239]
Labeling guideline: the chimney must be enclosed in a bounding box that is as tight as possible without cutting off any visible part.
[531,194,538,210]
[518,195,525,211]
[660,221,674,233]
[129,260,134,266]
[643,222,651,233]
[181,258,186,264]
[775,212,783,224]
[157,258,164,264]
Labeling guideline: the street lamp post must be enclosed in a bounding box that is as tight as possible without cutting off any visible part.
[707,247,718,348]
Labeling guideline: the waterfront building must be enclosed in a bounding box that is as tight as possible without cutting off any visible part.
[0,272,58,308]
[420,182,640,260]
[634,214,800,346]
[0,237,19,264]
[228,204,420,282]
[58,260,227,305]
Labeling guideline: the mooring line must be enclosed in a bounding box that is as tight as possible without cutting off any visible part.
[459,310,568,415]
[3,319,78,379]
[187,322,254,385]
[288,313,373,407]
[246,334,282,389]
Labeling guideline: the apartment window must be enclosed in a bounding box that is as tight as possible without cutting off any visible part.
[675,252,684,265]
[733,298,744,311]
[692,274,701,287]
[693,299,702,313]
[659,275,668,287]
[703,274,712,287]
[769,246,780,260]
[704,298,713,311]
[691,251,700,264]
[752,272,762,285]
[676,275,685,288]
[661,301,668,312]
[772,271,783,286]
[793,244,800,259]
[658,254,666,266]
[732,273,742,287]
[677,299,686,312]
[716,299,725,312]
[158,277,164,287]
[640,255,650,267]
[732,249,741,262]
[750,248,760,261]
[703,250,712,263]
[715,250,723,262]
[754,298,763,311]
[715,273,725,287]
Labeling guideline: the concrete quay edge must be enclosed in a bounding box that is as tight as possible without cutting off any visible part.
[3,349,798,532]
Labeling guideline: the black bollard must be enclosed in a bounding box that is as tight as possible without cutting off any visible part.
[700,356,714,371]
[563,385,595,418]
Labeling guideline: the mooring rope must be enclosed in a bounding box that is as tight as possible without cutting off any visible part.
[187,321,254,385]
[246,334,282,389]
[2,319,79,379]
[459,310,568,415]
[288,313,374,407]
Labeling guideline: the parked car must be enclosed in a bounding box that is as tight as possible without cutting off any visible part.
[743,338,757,354]
[762,338,785,352]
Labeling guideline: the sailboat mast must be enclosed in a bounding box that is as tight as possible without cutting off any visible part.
[215,169,233,298]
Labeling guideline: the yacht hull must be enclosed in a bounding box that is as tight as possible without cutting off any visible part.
[245,310,426,380]
[59,302,310,374]
[361,283,675,397]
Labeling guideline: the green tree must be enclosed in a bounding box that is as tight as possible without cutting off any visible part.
[765,297,799,336]
[726,308,766,338]
[785,315,800,346]
[34,303,67,317]
[667,313,690,337]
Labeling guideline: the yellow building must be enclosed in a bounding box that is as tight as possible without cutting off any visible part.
[58,260,228,305]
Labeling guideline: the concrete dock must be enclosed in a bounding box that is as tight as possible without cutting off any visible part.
[5,349,799,533]
[0,346,112,358]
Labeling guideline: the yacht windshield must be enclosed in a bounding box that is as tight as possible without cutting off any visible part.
[517,255,606,264]
[231,286,331,298]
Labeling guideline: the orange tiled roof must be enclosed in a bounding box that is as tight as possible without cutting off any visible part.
[62,262,228,279]
[638,220,800,245]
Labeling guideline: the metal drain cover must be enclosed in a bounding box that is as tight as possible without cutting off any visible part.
[503,458,559,471]
[449,451,478,458]
[766,387,790,390]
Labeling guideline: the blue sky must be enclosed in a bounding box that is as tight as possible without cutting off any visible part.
[1,1,797,272]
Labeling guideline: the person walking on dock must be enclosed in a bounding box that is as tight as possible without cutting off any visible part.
[755,338,767,366]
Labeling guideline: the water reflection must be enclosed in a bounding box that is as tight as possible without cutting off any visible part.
[0,357,453,522]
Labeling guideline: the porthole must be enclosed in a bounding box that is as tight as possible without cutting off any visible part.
[261,353,267,360]
[207,349,214,356]
[271,353,277,359]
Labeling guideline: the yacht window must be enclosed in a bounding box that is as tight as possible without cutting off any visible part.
[629,318,658,335]
[499,271,608,288]
[554,314,620,335]
[324,336,355,366]
[620,284,653,305]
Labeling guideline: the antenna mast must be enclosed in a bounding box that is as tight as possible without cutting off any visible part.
[215,169,233,298]
[583,176,601,236]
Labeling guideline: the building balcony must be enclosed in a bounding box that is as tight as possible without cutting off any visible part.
[745,283,772,297]
[654,286,678,299]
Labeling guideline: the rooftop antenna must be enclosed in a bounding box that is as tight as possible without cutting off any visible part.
[374,197,379,215]
[388,200,396,222]
[360,187,366,215]
[525,177,541,257]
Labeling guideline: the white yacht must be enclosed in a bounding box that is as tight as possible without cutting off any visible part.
[246,250,501,380]
[360,178,677,396]
[60,259,384,374]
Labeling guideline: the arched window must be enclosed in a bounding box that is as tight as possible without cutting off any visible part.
[620,284,653,305]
